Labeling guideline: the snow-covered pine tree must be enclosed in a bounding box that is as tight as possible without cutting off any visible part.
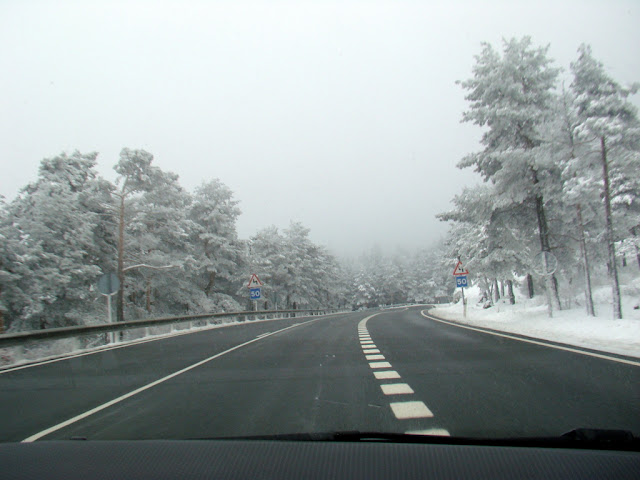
[570,44,640,319]
[0,152,109,329]
[457,37,562,313]
[189,179,244,310]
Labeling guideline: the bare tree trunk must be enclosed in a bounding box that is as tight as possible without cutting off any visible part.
[534,192,562,311]
[506,280,515,305]
[116,194,126,322]
[493,278,500,303]
[526,274,534,298]
[500,280,505,298]
[600,136,622,319]
[146,279,152,313]
[485,277,494,305]
[204,272,216,296]
[633,227,640,270]
[576,204,595,316]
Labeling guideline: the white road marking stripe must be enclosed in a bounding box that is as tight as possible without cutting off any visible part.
[256,332,271,338]
[380,383,414,395]
[365,354,385,360]
[363,348,380,354]
[1,312,347,375]
[369,361,392,369]
[406,429,450,436]
[21,318,321,442]
[360,340,374,344]
[390,401,433,419]
[362,345,377,349]
[357,313,382,329]
[374,370,401,379]
[421,310,640,367]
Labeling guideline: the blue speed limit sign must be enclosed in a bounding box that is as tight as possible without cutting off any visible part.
[456,276,468,288]
[250,288,262,300]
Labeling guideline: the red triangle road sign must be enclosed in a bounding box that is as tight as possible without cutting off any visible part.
[453,260,469,276]
[247,273,263,288]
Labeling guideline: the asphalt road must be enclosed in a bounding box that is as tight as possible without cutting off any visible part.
[1,307,638,442]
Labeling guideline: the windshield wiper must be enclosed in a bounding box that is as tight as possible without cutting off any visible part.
[199,428,640,451]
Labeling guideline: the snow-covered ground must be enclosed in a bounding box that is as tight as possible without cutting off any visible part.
[430,279,640,358]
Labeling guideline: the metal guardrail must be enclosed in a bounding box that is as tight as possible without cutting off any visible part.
[0,308,342,348]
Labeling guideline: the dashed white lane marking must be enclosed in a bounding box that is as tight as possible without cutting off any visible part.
[359,311,448,434]
[365,354,385,360]
[390,401,434,419]
[21,318,322,442]
[420,310,640,368]
[256,332,271,338]
[369,361,392,369]
[406,428,450,436]
[380,383,414,395]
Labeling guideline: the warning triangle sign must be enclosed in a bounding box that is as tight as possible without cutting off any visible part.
[247,273,263,288]
[452,260,469,276]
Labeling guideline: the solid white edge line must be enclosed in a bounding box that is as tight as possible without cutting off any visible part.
[5,313,346,373]
[2,311,348,374]
[421,310,640,367]
[21,318,320,442]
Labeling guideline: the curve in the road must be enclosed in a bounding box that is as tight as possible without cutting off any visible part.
[358,312,450,436]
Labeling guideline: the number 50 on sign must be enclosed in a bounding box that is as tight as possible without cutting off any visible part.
[250,288,262,299]
[456,276,468,288]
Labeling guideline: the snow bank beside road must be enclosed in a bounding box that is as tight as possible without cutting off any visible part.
[430,289,640,358]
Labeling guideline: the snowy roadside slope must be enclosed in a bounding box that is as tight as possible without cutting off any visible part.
[430,285,640,358]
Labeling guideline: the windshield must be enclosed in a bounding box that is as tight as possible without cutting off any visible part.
[0,0,639,444]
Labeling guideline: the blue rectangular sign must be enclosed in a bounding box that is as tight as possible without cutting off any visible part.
[456,276,468,288]
[250,287,262,300]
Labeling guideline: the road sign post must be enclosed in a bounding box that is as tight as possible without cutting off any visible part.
[250,287,261,311]
[533,251,558,318]
[247,274,264,313]
[453,260,469,318]
[97,273,120,344]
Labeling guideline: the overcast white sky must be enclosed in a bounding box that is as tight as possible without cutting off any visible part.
[1,0,638,256]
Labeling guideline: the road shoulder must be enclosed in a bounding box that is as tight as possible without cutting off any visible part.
[424,307,640,364]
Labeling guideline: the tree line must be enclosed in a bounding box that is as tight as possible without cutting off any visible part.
[0,150,450,332]
[438,38,639,318]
